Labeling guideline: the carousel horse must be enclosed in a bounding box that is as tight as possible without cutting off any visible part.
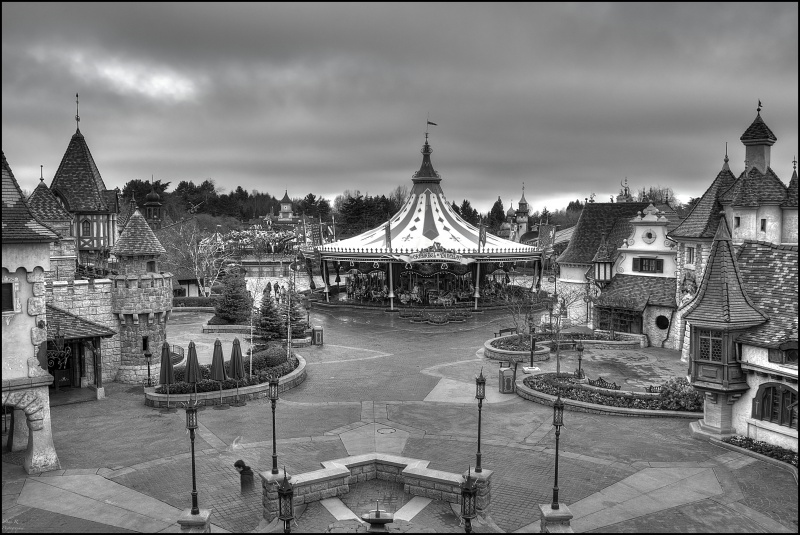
[434,292,455,307]
[369,288,387,302]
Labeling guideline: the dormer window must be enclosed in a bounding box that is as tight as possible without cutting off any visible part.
[633,257,663,273]
[81,219,91,236]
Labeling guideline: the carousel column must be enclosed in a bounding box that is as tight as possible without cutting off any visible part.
[388,262,395,311]
[322,260,330,303]
[473,263,481,311]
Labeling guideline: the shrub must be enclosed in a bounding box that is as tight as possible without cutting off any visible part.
[215,272,253,324]
[658,377,703,411]
[723,436,798,467]
[173,296,221,308]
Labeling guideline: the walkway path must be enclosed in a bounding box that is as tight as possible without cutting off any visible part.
[3,307,797,533]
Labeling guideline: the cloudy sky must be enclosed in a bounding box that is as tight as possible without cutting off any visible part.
[2,3,797,214]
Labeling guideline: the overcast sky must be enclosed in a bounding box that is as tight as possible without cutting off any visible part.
[2,3,797,215]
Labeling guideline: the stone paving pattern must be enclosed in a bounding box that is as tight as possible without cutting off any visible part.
[3,308,797,533]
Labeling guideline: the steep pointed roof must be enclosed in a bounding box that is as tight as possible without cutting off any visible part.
[719,166,787,206]
[670,157,737,239]
[683,215,767,330]
[2,152,60,243]
[319,136,540,258]
[740,112,777,144]
[782,164,798,208]
[28,178,73,222]
[50,129,110,212]
[280,190,292,203]
[111,208,166,256]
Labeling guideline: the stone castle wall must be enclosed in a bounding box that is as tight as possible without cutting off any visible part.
[48,279,120,384]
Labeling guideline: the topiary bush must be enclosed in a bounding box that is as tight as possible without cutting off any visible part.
[173,296,221,308]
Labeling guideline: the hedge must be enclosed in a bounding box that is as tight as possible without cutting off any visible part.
[173,296,221,308]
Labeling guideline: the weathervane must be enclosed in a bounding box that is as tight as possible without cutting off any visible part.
[75,93,81,130]
[40,165,44,183]
[757,99,762,113]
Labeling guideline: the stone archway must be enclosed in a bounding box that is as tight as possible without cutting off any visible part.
[2,378,60,474]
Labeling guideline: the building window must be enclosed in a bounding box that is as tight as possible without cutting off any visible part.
[632,258,663,273]
[655,315,670,330]
[734,216,741,228]
[760,219,767,232]
[752,383,797,429]
[142,336,149,351]
[81,219,91,236]
[686,247,695,265]
[1,283,13,312]
[769,342,799,365]
[597,307,643,334]
[146,260,156,273]
[697,329,723,362]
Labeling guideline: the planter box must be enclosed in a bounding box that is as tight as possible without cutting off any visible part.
[484,337,551,362]
[144,356,306,407]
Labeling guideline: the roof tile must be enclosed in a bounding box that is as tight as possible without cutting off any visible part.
[28,180,73,222]
[50,129,111,212]
[111,209,166,256]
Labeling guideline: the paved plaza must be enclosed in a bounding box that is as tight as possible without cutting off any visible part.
[2,308,797,533]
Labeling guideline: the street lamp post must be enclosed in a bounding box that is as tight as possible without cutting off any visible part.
[576,341,584,379]
[144,349,152,387]
[460,467,477,534]
[277,467,295,534]
[185,401,200,515]
[269,377,280,474]
[530,326,537,368]
[551,394,565,510]
[474,369,486,473]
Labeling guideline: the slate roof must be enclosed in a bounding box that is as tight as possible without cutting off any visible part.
[118,197,138,228]
[683,216,767,331]
[596,274,677,311]
[669,161,737,239]
[739,112,777,144]
[2,152,60,244]
[280,190,292,203]
[719,166,788,207]
[111,208,166,257]
[557,202,679,265]
[735,241,798,348]
[28,179,73,222]
[50,129,111,213]
[782,170,798,208]
[47,303,116,341]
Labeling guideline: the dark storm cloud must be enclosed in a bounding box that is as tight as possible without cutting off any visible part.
[2,3,797,214]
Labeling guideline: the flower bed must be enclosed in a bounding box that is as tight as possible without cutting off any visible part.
[723,436,798,467]
[522,374,703,412]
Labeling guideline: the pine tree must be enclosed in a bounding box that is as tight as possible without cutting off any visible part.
[256,295,283,343]
[488,198,505,231]
[215,270,252,324]
[279,284,308,338]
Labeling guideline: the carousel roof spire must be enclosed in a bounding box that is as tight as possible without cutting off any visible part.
[412,131,440,183]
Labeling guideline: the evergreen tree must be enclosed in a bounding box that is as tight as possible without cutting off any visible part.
[279,283,308,338]
[215,270,252,324]
[487,198,505,231]
[256,294,283,343]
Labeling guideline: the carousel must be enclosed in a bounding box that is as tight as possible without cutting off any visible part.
[314,134,543,310]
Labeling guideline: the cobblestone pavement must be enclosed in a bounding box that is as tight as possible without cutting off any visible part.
[2,306,797,533]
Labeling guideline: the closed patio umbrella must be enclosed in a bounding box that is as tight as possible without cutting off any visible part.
[158,341,177,413]
[210,338,229,410]
[185,341,203,406]
[230,338,246,407]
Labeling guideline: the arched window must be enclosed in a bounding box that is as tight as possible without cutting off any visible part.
[81,219,91,236]
[752,383,797,429]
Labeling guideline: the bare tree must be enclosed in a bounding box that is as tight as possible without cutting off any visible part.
[160,218,234,297]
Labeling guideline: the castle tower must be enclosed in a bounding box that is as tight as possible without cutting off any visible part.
[110,209,172,383]
[278,190,294,221]
[143,183,163,230]
[515,185,530,239]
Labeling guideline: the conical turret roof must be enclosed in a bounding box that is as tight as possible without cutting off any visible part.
[29,178,73,222]
[111,208,166,257]
[2,152,60,243]
[740,112,777,144]
[280,190,292,203]
[51,129,110,212]
[683,215,767,330]
[670,156,737,239]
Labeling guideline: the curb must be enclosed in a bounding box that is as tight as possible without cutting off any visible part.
[515,376,700,419]
[707,436,798,484]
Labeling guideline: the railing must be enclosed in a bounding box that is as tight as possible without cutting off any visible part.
[171,344,185,366]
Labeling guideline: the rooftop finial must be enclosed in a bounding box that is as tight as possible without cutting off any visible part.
[724,142,728,163]
[757,99,762,114]
[75,93,80,130]
[40,164,44,182]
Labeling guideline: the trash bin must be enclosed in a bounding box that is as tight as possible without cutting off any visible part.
[312,326,323,346]
[499,366,515,393]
